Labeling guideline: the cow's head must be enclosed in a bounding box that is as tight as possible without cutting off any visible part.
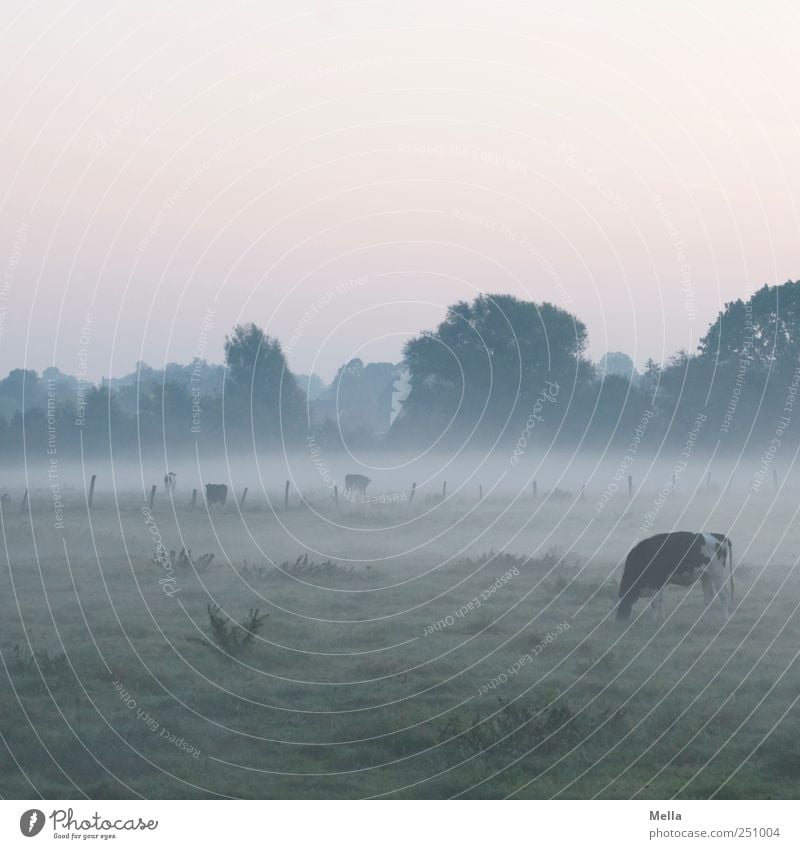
[699,534,721,564]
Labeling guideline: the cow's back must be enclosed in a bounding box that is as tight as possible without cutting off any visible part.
[622,532,700,590]
[345,474,370,492]
[206,483,228,505]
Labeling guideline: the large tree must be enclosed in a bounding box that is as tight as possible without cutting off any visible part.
[396,294,590,442]
[324,358,398,432]
[700,281,800,372]
[649,281,800,448]
[223,323,305,446]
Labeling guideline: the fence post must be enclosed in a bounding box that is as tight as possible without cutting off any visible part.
[149,485,157,510]
[409,482,416,504]
[21,489,28,514]
[533,480,537,500]
[442,481,447,501]
[284,480,290,510]
[240,487,248,509]
[191,488,197,511]
[773,468,778,491]
[479,484,483,501]
[88,474,96,509]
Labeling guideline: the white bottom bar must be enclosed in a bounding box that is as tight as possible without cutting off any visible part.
[1,800,796,847]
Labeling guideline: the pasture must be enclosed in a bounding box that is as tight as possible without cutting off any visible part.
[2,463,800,799]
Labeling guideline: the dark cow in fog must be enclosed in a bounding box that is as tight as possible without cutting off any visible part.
[164,472,176,492]
[344,474,371,497]
[617,532,733,622]
[205,483,228,506]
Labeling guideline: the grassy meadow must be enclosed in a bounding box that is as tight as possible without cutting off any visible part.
[1,471,800,799]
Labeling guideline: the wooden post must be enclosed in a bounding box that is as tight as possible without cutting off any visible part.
[672,472,676,487]
[284,480,290,510]
[333,485,339,506]
[149,485,156,510]
[88,474,96,509]
[21,489,28,514]
[240,487,248,509]
[706,471,711,490]
[533,480,537,499]
[628,474,633,499]
[479,484,483,501]
[441,481,447,500]
[409,482,417,504]
[191,488,197,511]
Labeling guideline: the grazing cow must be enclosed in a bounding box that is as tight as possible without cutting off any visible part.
[617,532,733,622]
[164,472,176,492]
[205,483,228,506]
[344,474,371,497]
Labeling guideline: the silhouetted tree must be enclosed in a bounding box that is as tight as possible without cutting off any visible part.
[324,358,397,433]
[396,294,590,444]
[0,368,43,414]
[223,323,305,447]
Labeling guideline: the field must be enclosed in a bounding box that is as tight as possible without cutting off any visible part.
[2,457,800,799]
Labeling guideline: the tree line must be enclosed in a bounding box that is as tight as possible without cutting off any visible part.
[1,281,799,462]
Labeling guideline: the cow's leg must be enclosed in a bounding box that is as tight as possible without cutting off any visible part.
[708,562,730,619]
[616,589,637,621]
[701,573,713,607]
[650,589,664,623]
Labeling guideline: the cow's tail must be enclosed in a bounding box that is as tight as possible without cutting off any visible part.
[727,537,734,602]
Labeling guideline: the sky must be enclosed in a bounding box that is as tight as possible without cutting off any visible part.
[0,0,798,382]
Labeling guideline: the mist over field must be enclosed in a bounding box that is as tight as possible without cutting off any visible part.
[3,295,800,800]
[3,0,800,807]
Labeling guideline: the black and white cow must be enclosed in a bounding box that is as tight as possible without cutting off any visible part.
[164,472,176,492]
[205,483,228,506]
[344,474,371,497]
[617,532,734,622]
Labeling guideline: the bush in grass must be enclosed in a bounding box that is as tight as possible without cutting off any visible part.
[188,604,267,657]
[9,645,71,679]
[239,554,357,581]
[437,698,628,764]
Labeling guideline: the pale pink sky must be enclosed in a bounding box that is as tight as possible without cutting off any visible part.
[1,0,798,382]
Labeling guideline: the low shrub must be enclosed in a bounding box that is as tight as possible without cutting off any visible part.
[188,605,267,657]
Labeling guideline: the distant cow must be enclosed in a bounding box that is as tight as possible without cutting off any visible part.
[205,483,228,506]
[344,474,371,497]
[164,472,176,492]
[617,532,733,622]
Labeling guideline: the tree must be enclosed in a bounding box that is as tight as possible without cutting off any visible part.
[324,359,398,433]
[699,281,800,373]
[397,294,590,443]
[74,385,133,456]
[695,281,800,444]
[0,368,43,413]
[295,373,326,401]
[223,323,305,446]
[598,352,640,384]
